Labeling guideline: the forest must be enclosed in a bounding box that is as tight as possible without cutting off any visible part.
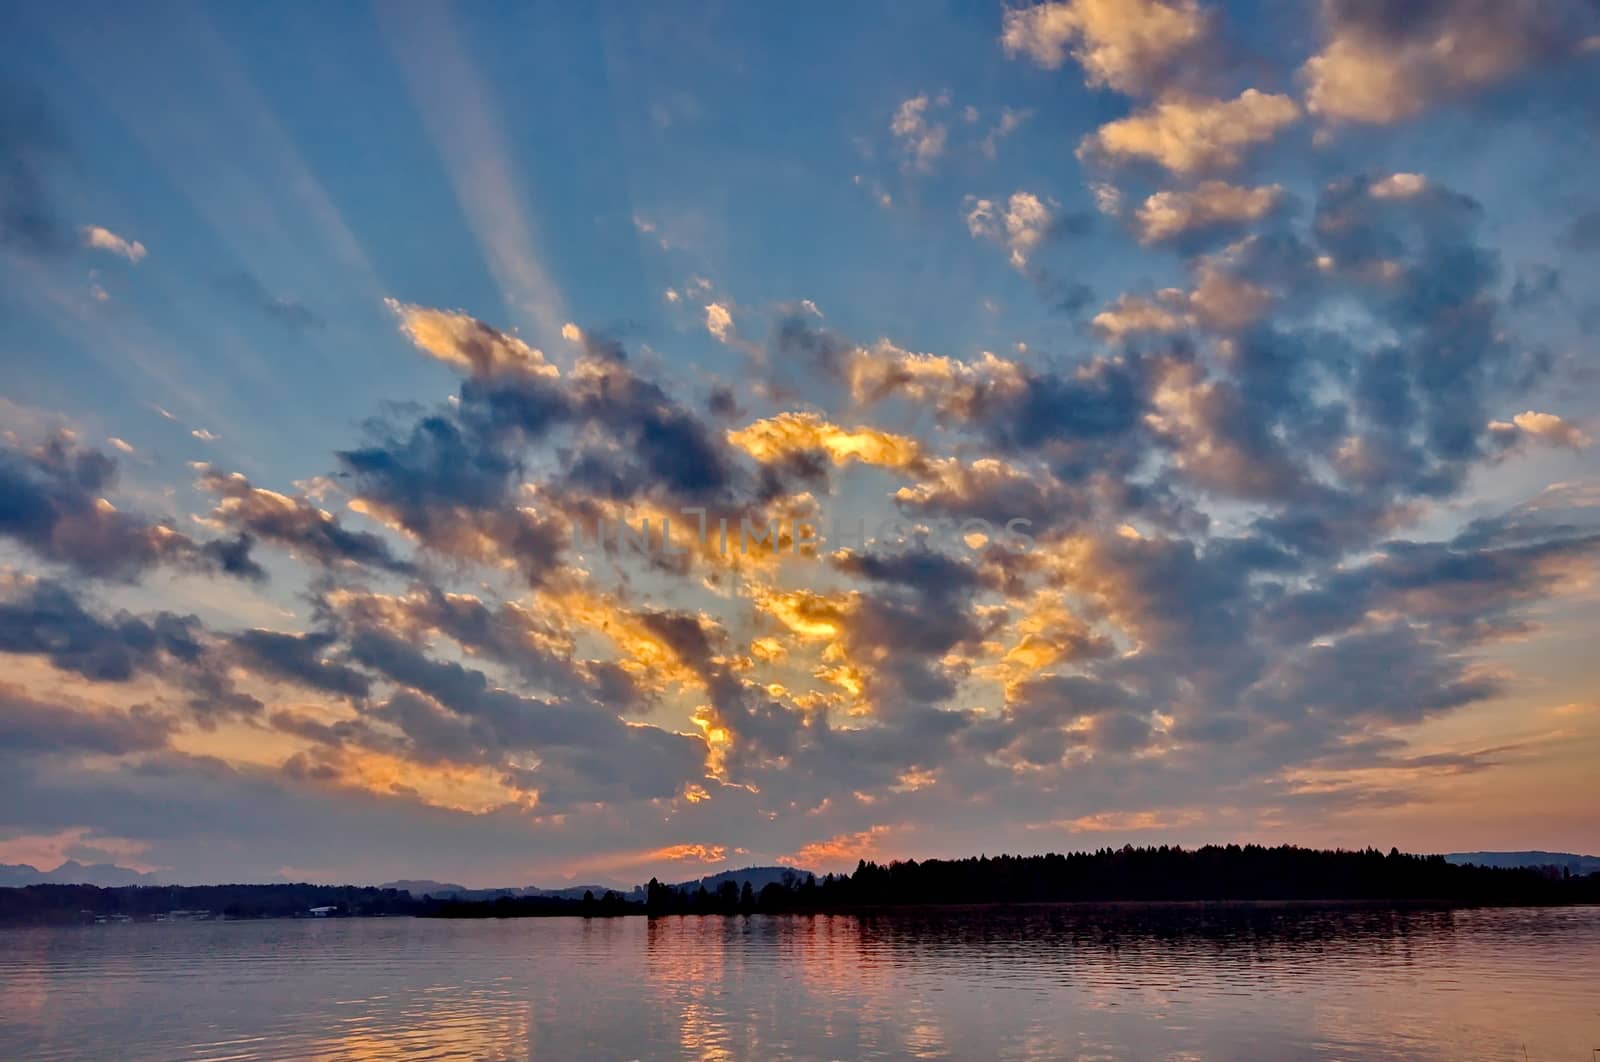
[643,845,1600,915]
[3,846,1596,924]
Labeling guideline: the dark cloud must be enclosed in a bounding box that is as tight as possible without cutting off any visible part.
[0,434,264,582]
[335,410,570,587]
[822,549,998,717]
[1248,624,1499,727]
[197,466,414,576]
[342,627,707,805]
[1265,529,1600,647]
[0,682,173,757]
[231,629,371,700]
[562,361,736,506]
[215,272,324,333]
[339,411,521,517]
[336,321,764,590]
[832,549,986,599]
[348,587,615,705]
[637,609,719,674]
[706,385,741,419]
[268,706,377,750]
[772,313,853,382]
[1045,277,1095,315]
[0,576,202,682]
[0,575,262,721]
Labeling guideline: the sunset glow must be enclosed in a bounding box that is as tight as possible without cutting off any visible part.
[2,0,1597,892]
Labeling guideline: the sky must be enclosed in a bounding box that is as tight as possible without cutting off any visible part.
[1,0,1598,889]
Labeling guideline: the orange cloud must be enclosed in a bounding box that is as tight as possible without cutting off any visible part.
[647,843,729,864]
[1081,90,1299,174]
[1049,809,1204,832]
[728,412,924,472]
[386,298,558,377]
[780,825,893,870]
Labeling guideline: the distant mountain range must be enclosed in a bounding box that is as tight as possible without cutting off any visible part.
[377,879,470,896]
[378,866,812,901]
[1444,851,1600,875]
[0,861,163,887]
[666,866,812,895]
[0,861,814,894]
[376,880,629,902]
[31,857,1594,894]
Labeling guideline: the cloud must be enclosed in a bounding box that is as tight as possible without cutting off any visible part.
[231,629,371,700]
[216,272,323,333]
[6,81,1600,885]
[1081,90,1300,174]
[346,308,746,586]
[705,302,733,343]
[0,433,263,582]
[980,107,1032,158]
[1000,0,1210,95]
[343,628,710,807]
[1090,267,1270,338]
[321,585,604,703]
[1368,172,1430,199]
[965,191,1058,269]
[386,298,557,378]
[890,94,948,172]
[0,574,262,721]
[1249,624,1500,726]
[1489,411,1591,450]
[0,574,202,683]
[196,466,415,575]
[1135,181,1286,243]
[80,225,147,263]
[0,682,173,757]
[1301,0,1600,124]
[781,825,892,870]
[646,843,729,865]
[1091,291,1188,336]
[728,412,924,472]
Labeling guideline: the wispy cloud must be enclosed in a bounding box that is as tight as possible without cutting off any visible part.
[81,225,146,262]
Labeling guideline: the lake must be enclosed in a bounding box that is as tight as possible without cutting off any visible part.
[2,904,1597,1060]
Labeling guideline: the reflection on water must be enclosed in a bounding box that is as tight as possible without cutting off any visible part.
[2,904,1598,1060]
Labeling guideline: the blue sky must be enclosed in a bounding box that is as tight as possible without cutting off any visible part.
[2,0,1598,887]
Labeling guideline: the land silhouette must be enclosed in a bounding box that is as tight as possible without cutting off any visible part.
[3,845,1598,925]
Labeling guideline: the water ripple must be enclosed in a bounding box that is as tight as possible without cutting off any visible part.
[1,905,1597,1060]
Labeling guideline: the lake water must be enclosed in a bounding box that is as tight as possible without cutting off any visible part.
[2,904,1597,1060]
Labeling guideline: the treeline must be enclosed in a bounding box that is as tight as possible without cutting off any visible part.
[425,890,640,919]
[0,881,645,924]
[4,846,1596,924]
[0,883,418,925]
[644,845,1600,915]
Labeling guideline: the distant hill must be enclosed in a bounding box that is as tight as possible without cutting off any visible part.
[665,866,814,894]
[376,868,815,901]
[0,861,162,887]
[1445,852,1600,875]
[377,880,635,901]
[378,879,469,896]
[524,884,637,901]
